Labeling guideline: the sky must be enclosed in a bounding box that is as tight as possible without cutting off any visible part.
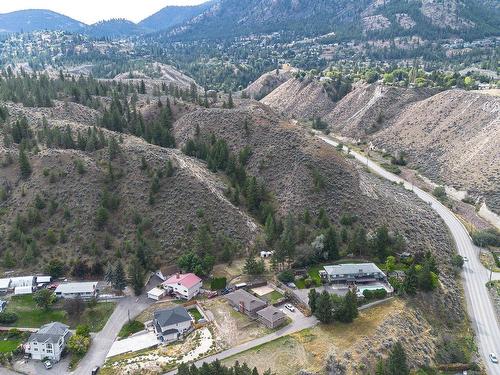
[0,0,209,24]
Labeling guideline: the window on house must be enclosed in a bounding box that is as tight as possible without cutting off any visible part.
[46,343,52,349]
[46,349,53,353]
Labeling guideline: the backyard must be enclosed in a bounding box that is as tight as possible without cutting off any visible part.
[4,295,115,331]
[0,330,29,354]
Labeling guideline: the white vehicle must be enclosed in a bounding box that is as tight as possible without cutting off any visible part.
[463,256,469,262]
[284,303,295,312]
[490,353,498,364]
[43,360,53,369]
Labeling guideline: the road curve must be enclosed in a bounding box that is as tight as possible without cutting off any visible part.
[317,134,500,375]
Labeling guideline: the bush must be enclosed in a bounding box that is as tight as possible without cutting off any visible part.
[381,163,401,174]
[362,288,387,300]
[432,186,446,200]
[278,270,295,283]
[472,229,500,248]
[451,254,464,269]
[0,312,18,324]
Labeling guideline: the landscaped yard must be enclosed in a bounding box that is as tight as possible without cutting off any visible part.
[0,338,22,352]
[188,307,203,322]
[6,295,67,328]
[5,295,115,331]
[261,290,284,304]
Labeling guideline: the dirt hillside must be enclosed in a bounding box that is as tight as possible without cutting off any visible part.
[371,90,500,214]
[324,83,435,139]
[0,101,258,271]
[243,68,296,100]
[261,77,334,120]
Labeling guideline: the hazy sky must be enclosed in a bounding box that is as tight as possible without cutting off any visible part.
[0,0,209,24]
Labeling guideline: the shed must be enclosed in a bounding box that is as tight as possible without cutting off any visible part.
[147,287,166,301]
[10,276,35,288]
[14,286,33,295]
[36,276,52,285]
[0,278,11,293]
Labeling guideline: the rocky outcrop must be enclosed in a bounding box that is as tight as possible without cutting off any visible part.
[243,68,296,100]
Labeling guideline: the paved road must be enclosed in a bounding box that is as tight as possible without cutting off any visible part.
[317,134,500,375]
[72,295,151,375]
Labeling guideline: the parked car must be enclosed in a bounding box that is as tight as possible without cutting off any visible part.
[463,256,469,262]
[43,360,53,369]
[490,353,498,364]
[287,282,297,289]
[91,366,100,374]
[284,303,295,312]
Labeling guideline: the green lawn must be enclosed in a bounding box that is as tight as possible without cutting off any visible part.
[188,308,203,322]
[0,338,21,353]
[118,320,144,338]
[74,302,116,332]
[307,265,323,285]
[6,295,67,328]
[262,290,284,304]
[6,295,115,331]
[294,279,306,289]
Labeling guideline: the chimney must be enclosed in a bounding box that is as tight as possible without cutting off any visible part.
[176,273,180,279]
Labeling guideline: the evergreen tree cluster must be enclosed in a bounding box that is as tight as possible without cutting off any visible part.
[177,360,273,375]
[308,289,359,324]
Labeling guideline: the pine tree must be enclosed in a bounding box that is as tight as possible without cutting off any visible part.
[19,147,32,178]
[244,254,259,275]
[264,214,276,245]
[128,257,145,296]
[324,226,339,260]
[387,342,409,375]
[308,289,318,313]
[315,290,333,323]
[403,265,418,295]
[112,261,127,292]
[338,289,358,323]
[228,91,234,109]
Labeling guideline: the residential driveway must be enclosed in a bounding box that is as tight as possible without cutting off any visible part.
[13,355,71,375]
[293,284,349,305]
[107,330,158,358]
[276,303,305,321]
[72,292,153,375]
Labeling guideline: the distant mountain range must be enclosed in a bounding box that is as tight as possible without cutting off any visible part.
[0,2,214,37]
[0,0,498,41]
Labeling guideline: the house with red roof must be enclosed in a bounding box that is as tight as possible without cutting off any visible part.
[162,273,202,300]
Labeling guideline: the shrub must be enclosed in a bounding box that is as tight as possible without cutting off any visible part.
[451,254,464,269]
[278,270,295,283]
[381,163,401,174]
[0,312,18,324]
[472,229,500,248]
[432,186,446,200]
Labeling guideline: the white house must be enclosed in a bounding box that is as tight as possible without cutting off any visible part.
[55,282,98,300]
[26,322,71,362]
[162,273,202,300]
[147,287,166,301]
[153,306,193,343]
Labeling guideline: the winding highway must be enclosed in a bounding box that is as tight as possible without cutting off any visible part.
[317,134,500,375]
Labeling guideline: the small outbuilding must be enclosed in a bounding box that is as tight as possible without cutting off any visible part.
[14,286,33,295]
[0,278,11,293]
[147,287,166,301]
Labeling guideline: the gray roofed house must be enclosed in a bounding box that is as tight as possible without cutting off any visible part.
[54,282,98,299]
[153,306,193,343]
[225,289,267,317]
[26,322,71,362]
[256,306,287,329]
[323,263,386,284]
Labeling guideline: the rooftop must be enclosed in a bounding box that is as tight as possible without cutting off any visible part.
[154,306,192,327]
[323,263,385,277]
[0,278,11,289]
[148,287,165,297]
[55,282,98,294]
[29,322,70,344]
[225,289,267,311]
[164,273,202,289]
[256,305,287,322]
